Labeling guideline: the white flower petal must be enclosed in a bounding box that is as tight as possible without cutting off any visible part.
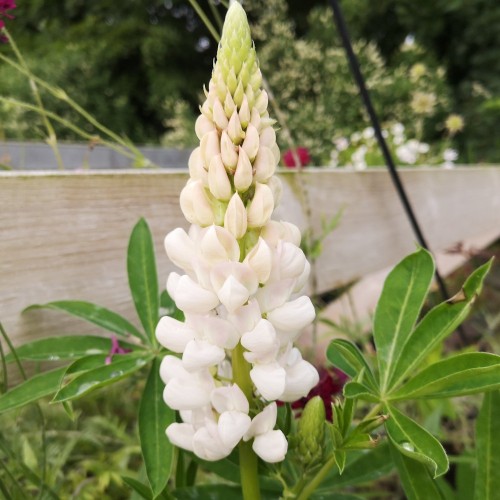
[175,275,219,314]
[267,296,315,332]
[163,372,214,410]
[218,411,252,449]
[241,319,279,363]
[244,403,277,440]
[159,355,185,384]
[226,300,262,335]
[200,225,240,263]
[243,237,272,284]
[164,228,196,273]
[280,352,319,402]
[193,423,232,461]
[156,315,196,353]
[166,423,195,452]
[253,430,288,463]
[166,272,181,302]
[211,384,249,414]
[255,279,294,313]
[182,340,225,372]
[250,362,286,401]
[217,275,251,313]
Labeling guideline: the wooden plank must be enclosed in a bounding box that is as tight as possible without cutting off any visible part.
[1,167,499,345]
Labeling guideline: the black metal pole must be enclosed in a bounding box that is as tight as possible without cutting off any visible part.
[328,0,467,343]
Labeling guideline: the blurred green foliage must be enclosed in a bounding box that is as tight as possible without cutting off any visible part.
[0,0,498,162]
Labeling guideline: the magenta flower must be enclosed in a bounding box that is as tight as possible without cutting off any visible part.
[283,147,311,168]
[105,335,132,365]
[290,367,348,421]
[0,0,16,41]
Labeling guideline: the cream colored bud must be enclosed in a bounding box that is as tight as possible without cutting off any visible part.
[200,100,212,120]
[224,92,236,118]
[180,180,215,226]
[220,130,239,171]
[244,84,255,108]
[260,126,276,148]
[250,108,261,131]
[208,155,232,201]
[234,147,253,192]
[224,192,248,239]
[243,237,272,284]
[200,130,220,168]
[242,123,260,161]
[253,146,276,183]
[227,68,238,95]
[195,114,216,140]
[233,80,245,108]
[247,182,274,228]
[188,147,208,185]
[250,66,262,91]
[239,95,251,128]
[227,109,245,144]
[255,90,269,115]
[213,99,229,130]
[216,79,228,102]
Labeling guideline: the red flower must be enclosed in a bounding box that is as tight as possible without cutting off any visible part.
[283,147,311,168]
[0,0,16,40]
[290,367,348,421]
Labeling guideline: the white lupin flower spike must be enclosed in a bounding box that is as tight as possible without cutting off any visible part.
[157,1,319,465]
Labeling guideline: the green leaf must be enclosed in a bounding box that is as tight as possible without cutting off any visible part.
[474,391,500,500]
[122,476,153,500]
[373,248,435,392]
[24,301,145,341]
[389,441,444,500]
[4,335,141,363]
[389,353,500,400]
[317,443,393,491]
[52,353,152,402]
[139,358,175,497]
[343,381,379,402]
[334,449,346,474]
[128,218,160,345]
[0,367,66,413]
[385,405,448,477]
[388,259,493,391]
[326,339,377,390]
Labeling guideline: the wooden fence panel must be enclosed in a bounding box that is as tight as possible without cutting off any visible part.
[1,167,499,345]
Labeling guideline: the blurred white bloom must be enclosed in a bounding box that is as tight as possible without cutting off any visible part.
[443,148,458,162]
[334,137,349,151]
[362,127,375,140]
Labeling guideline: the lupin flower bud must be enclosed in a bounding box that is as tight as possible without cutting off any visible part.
[157,0,318,464]
[296,396,326,468]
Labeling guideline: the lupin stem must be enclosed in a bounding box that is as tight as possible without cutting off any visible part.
[232,342,261,500]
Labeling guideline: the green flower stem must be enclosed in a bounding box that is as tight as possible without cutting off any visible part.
[0,53,150,167]
[187,0,221,43]
[296,455,336,500]
[232,342,261,500]
[0,97,139,162]
[4,29,65,170]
